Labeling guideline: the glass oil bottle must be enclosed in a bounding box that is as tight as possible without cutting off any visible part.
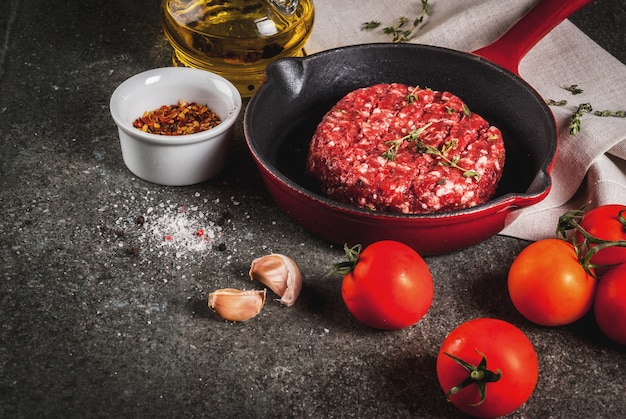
[161,0,315,97]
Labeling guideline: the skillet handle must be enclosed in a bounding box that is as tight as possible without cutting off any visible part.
[472,0,594,74]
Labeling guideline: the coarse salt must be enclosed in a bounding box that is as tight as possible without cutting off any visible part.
[146,211,218,254]
[112,203,225,259]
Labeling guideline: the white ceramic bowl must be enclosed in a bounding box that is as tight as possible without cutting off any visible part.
[110,67,242,186]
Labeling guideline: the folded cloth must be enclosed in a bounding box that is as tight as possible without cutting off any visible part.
[305,0,626,241]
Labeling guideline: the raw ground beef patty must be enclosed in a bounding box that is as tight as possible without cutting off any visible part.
[305,83,506,214]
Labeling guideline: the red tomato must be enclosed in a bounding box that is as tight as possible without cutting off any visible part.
[340,240,433,330]
[436,318,538,418]
[594,263,626,345]
[507,238,596,326]
[577,204,626,267]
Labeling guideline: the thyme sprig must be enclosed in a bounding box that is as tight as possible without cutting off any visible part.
[563,84,584,95]
[382,124,481,182]
[595,109,626,118]
[545,99,567,107]
[556,205,626,277]
[417,139,481,182]
[569,103,593,135]
[461,103,472,117]
[382,122,433,160]
[361,21,381,30]
[362,0,429,43]
[407,86,420,104]
[546,83,626,135]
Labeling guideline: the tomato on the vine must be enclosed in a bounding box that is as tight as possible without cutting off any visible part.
[436,318,538,418]
[576,204,626,268]
[507,238,596,326]
[338,240,433,330]
[594,263,626,345]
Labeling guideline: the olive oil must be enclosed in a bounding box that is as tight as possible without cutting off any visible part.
[161,0,315,96]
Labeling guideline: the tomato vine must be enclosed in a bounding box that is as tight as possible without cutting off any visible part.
[556,205,626,276]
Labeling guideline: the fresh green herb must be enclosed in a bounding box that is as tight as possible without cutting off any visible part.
[416,139,481,182]
[421,0,429,14]
[382,122,433,160]
[366,0,429,43]
[382,125,480,182]
[546,84,626,135]
[563,84,584,95]
[546,99,567,106]
[361,21,381,31]
[594,109,626,118]
[406,86,420,104]
[440,138,458,154]
[462,103,472,117]
[384,17,411,43]
[444,104,471,116]
[569,103,593,135]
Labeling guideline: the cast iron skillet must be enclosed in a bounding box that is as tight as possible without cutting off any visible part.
[244,0,593,255]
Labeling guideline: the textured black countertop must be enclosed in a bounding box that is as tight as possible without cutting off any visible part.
[1,1,625,418]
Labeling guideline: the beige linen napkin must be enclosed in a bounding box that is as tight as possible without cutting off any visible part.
[305,0,626,241]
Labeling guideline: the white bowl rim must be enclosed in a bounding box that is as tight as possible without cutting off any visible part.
[110,67,242,146]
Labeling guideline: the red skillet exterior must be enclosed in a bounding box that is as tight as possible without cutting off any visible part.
[249,150,549,255]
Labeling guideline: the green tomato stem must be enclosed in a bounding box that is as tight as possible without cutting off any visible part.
[333,244,363,275]
[557,207,626,277]
[444,350,502,406]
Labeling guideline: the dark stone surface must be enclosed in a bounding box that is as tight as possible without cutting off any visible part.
[1,1,624,417]
[569,0,626,65]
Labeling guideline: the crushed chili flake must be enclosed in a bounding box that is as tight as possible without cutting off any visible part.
[133,100,222,136]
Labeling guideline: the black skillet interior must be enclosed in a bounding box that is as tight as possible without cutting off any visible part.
[245,43,556,203]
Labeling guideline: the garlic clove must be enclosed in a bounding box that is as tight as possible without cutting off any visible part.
[208,288,266,321]
[249,254,302,307]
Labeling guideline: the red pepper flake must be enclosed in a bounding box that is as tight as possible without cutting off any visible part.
[195,229,205,237]
[164,234,173,241]
[133,100,222,136]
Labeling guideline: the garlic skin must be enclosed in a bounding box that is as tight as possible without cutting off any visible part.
[208,288,266,321]
[249,254,302,307]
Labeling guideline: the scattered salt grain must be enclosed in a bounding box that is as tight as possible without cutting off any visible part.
[145,211,217,254]
[112,202,225,260]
